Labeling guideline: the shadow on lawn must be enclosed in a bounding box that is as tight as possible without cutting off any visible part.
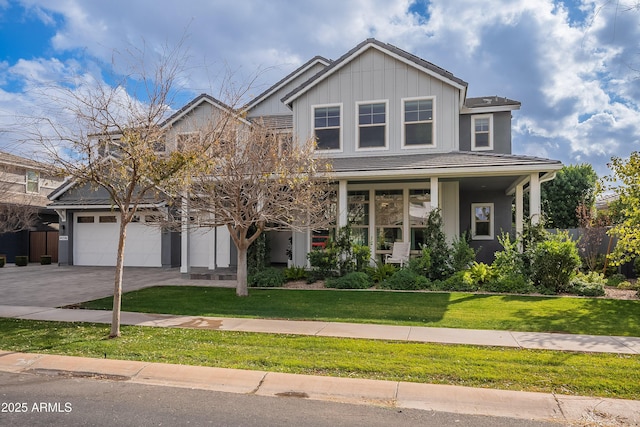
[506,295,640,337]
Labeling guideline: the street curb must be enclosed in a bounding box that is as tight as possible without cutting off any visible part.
[1,350,638,425]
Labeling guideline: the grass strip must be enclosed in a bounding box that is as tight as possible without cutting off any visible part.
[78,287,640,336]
[1,318,638,400]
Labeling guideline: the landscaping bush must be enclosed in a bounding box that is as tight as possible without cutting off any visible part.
[567,272,606,297]
[462,262,495,287]
[40,255,52,265]
[606,273,627,288]
[0,256,5,268]
[248,267,286,288]
[284,266,307,281]
[352,244,371,272]
[307,245,339,280]
[616,280,639,291]
[367,262,397,283]
[15,256,28,267]
[433,271,478,292]
[419,209,453,280]
[451,232,476,271]
[481,275,535,294]
[530,232,580,294]
[325,271,372,289]
[378,268,430,290]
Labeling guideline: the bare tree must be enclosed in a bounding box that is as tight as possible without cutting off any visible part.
[28,41,205,338]
[187,118,334,296]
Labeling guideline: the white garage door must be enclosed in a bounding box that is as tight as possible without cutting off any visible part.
[74,212,162,267]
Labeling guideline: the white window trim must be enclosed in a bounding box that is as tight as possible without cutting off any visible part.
[471,203,494,240]
[401,96,436,149]
[26,170,39,194]
[471,114,493,151]
[355,99,389,152]
[312,103,343,153]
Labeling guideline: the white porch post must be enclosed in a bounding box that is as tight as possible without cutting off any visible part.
[338,180,348,228]
[529,173,541,225]
[430,176,439,210]
[515,182,524,237]
[180,195,190,274]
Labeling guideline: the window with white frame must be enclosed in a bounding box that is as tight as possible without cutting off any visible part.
[471,203,494,240]
[471,115,493,150]
[357,101,387,149]
[313,105,341,150]
[26,170,39,193]
[403,98,434,147]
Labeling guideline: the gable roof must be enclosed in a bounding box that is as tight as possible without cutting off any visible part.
[160,93,251,128]
[243,56,331,112]
[282,38,469,107]
[0,151,56,173]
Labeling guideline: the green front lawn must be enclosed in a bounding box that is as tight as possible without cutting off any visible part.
[78,286,640,336]
[1,318,638,400]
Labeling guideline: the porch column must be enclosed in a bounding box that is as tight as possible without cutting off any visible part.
[515,182,524,237]
[180,195,190,274]
[430,176,439,210]
[529,173,541,225]
[338,180,348,228]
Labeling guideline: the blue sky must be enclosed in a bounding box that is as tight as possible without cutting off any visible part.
[0,0,639,177]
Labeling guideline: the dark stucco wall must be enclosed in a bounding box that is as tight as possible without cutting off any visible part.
[459,111,513,154]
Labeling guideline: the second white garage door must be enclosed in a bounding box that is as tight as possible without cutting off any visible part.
[74,212,162,267]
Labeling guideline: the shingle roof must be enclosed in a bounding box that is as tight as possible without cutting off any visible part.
[0,151,56,173]
[464,96,521,109]
[330,151,561,176]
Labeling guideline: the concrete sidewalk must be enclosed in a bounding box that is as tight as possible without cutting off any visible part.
[1,349,638,426]
[1,305,640,355]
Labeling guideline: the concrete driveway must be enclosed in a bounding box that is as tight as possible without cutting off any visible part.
[0,264,230,307]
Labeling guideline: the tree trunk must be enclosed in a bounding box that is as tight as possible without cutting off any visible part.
[109,218,127,338]
[236,243,248,297]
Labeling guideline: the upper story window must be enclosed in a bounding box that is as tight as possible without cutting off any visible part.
[403,98,435,147]
[357,101,387,150]
[26,170,39,193]
[313,105,341,151]
[472,115,493,151]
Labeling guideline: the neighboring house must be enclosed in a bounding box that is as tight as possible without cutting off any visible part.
[49,39,562,269]
[0,151,63,263]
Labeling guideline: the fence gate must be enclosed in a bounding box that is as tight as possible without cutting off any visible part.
[29,231,59,263]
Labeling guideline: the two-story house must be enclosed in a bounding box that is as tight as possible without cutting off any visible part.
[0,151,63,263]
[49,39,562,269]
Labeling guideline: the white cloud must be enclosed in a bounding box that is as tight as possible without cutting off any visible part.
[2,0,640,176]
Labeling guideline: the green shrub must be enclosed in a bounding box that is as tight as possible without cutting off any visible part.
[451,233,476,271]
[481,275,535,294]
[367,262,397,283]
[15,256,28,267]
[463,262,496,286]
[307,245,339,280]
[40,255,52,265]
[325,272,372,289]
[493,233,526,277]
[284,266,307,281]
[530,232,581,294]
[617,281,640,291]
[248,267,286,288]
[0,256,5,268]
[606,273,627,287]
[567,272,606,297]
[352,244,371,272]
[432,271,477,292]
[420,209,453,280]
[379,268,430,290]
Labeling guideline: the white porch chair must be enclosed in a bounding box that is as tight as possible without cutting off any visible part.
[384,241,411,267]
